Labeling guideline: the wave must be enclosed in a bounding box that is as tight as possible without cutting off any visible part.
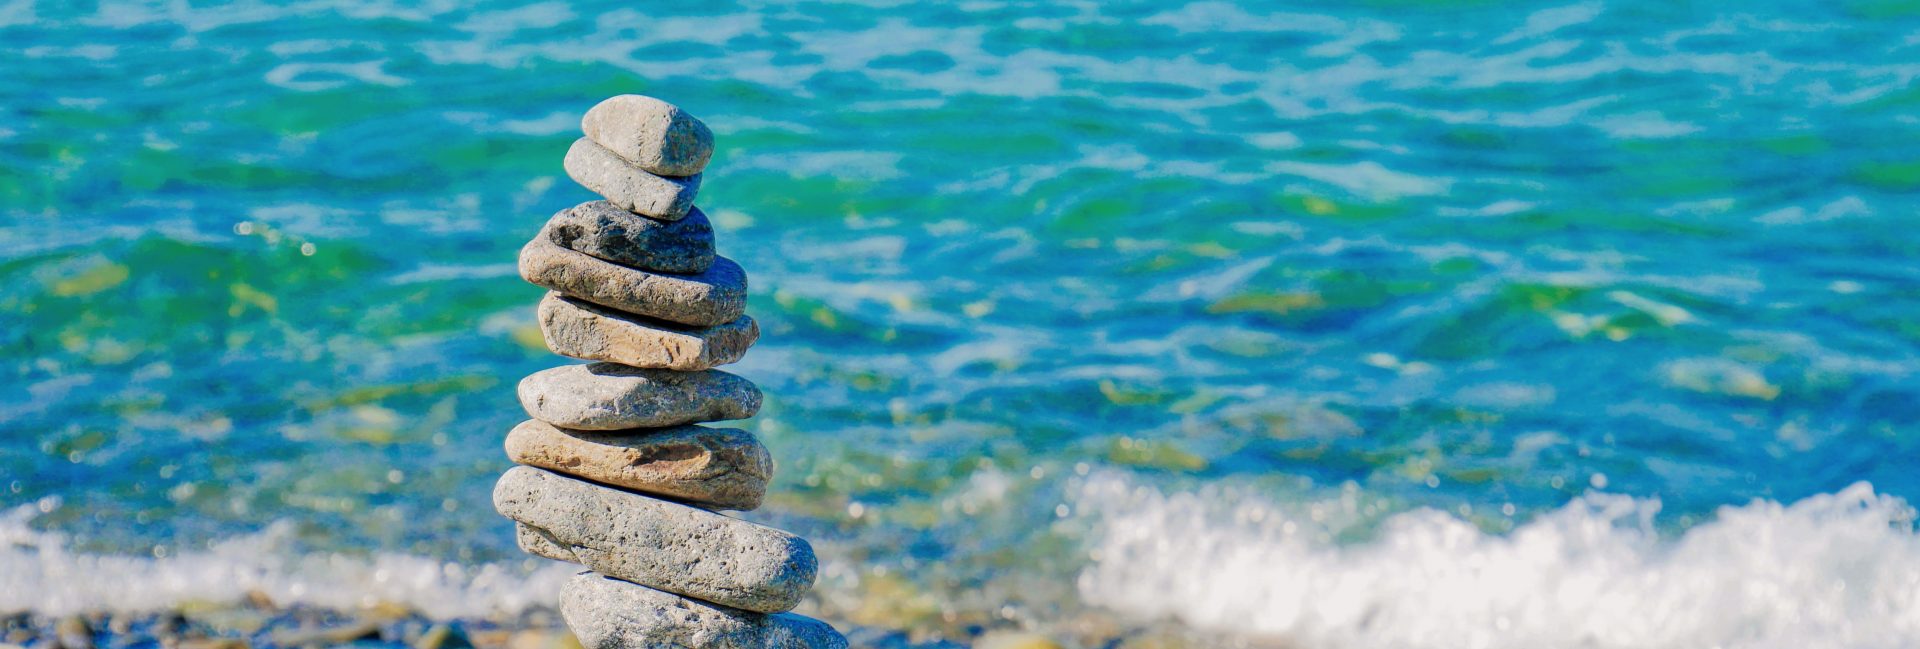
[1073,474,1920,649]
[0,501,572,618]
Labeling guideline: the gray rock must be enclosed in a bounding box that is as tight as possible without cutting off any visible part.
[515,521,575,563]
[537,292,758,371]
[580,95,715,178]
[518,363,761,430]
[548,200,715,274]
[504,420,774,510]
[561,572,847,649]
[493,467,817,613]
[564,137,701,220]
[520,233,746,327]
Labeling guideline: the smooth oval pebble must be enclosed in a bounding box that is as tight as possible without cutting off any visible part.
[562,572,847,649]
[580,94,715,177]
[547,200,716,274]
[504,420,774,510]
[536,293,758,371]
[493,466,816,613]
[563,137,702,220]
[519,363,760,430]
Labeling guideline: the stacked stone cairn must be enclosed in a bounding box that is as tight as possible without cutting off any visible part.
[494,95,847,649]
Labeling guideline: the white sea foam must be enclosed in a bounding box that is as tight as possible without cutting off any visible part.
[1073,474,1920,649]
[0,503,572,618]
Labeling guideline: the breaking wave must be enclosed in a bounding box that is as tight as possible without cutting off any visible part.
[1074,474,1920,649]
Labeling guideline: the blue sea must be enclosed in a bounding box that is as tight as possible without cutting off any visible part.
[4,1,1920,647]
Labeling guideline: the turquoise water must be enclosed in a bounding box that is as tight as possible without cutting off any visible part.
[5,1,1920,646]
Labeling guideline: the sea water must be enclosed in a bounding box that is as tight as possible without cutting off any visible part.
[3,1,1919,647]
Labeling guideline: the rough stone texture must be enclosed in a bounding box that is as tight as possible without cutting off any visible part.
[504,420,774,510]
[580,95,715,178]
[548,200,715,274]
[520,233,746,327]
[537,293,757,371]
[519,363,761,430]
[493,467,817,613]
[561,572,847,649]
[516,522,574,563]
[564,137,702,220]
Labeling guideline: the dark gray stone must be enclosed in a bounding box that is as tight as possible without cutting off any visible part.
[547,201,715,274]
[519,233,746,327]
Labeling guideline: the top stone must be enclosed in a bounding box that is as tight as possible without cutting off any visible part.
[582,95,715,178]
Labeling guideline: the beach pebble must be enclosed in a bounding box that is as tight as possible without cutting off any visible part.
[564,138,701,220]
[547,201,715,274]
[537,293,757,371]
[520,233,745,328]
[504,420,773,510]
[519,363,760,430]
[414,625,474,649]
[54,617,92,649]
[493,467,816,614]
[580,95,715,178]
[561,573,846,649]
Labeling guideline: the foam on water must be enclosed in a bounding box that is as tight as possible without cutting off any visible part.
[1074,473,1920,649]
[0,502,571,618]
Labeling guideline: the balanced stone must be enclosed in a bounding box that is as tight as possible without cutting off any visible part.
[537,293,758,371]
[494,466,817,613]
[562,572,847,649]
[504,420,774,510]
[520,233,746,327]
[519,363,761,430]
[565,137,701,220]
[581,95,715,177]
[548,200,715,274]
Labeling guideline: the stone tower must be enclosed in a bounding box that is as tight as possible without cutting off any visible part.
[495,94,847,649]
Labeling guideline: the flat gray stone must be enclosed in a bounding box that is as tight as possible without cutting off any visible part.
[548,200,715,274]
[520,233,746,327]
[537,292,757,371]
[580,95,715,177]
[493,467,817,613]
[564,137,702,220]
[504,419,773,510]
[519,363,760,430]
[562,572,847,649]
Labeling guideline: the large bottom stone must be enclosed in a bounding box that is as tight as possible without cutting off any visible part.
[561,572,847,649]
[494,466,816,613]
[538,292,758,371]
[504,420,773,510]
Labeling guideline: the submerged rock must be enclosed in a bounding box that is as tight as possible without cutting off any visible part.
[519,234,745,327]
[546,201,716,275]
[536,293,757,371]
[563,138,701,220]
[492,467,815,614]
[561,573,846,649]
[504,420,773,510]
[518,363,760,430]
[580,95,714,178]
